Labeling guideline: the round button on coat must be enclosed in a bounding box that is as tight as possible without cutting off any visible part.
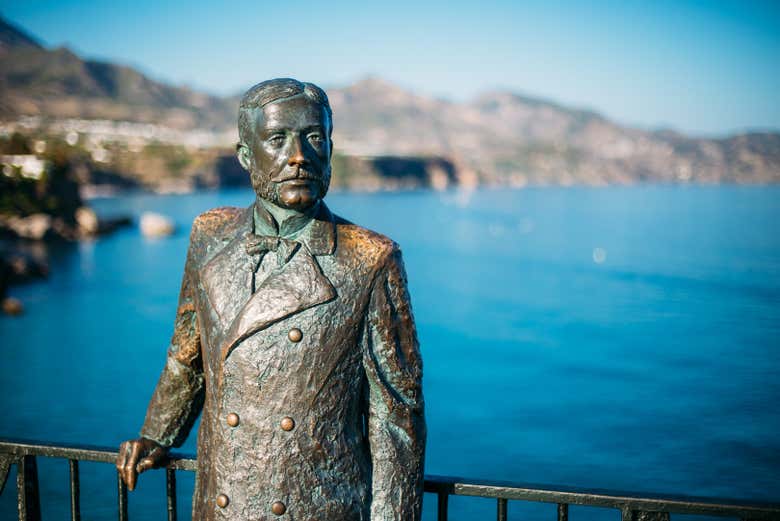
[287,328,303,342]
[226,412,240,427]
[280,416,295,431]
[271,501,286,515]
[216,494,229,508]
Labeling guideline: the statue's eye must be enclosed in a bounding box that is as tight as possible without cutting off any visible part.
[268,135,285,147]
[307,133,323,145]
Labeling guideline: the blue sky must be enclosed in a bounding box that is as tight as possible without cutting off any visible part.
[2,0,779,136]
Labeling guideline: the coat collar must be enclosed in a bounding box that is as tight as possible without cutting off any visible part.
[199,200,337,362]
[254,200,336,256]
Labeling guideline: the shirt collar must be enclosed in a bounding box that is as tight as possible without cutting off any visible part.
[251,198,336,256]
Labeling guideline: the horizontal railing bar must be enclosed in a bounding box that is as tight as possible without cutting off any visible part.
[426,475,780,519]
[2,438,779,520]
[0,439,196,471]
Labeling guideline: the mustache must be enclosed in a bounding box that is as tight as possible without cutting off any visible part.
[270,168,325,183]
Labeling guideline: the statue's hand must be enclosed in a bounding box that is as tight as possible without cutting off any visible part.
[116,437,167,491]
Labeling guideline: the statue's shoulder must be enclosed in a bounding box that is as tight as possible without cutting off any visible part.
[191,206,244,239]
[333,214,400,267]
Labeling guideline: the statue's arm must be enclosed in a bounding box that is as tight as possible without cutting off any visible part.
[362,245,426,521]
[139,239,205,448]
[117,233,205,490]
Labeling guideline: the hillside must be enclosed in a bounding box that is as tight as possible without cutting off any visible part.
[328,78,780,185]
[0,16,235,131]
[2,15,779,187]
[0,16,42,52]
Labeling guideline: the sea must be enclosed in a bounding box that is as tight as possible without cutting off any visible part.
[1,186,779,520]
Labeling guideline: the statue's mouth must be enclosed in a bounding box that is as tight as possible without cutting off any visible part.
[272,168,322,183]
[283,178,316,186]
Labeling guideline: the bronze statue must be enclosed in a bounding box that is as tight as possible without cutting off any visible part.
[116,78,426,520]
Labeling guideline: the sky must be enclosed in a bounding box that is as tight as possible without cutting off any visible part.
[2,0,779,136]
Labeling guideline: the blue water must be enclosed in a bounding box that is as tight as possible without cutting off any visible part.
[1,186,779,520]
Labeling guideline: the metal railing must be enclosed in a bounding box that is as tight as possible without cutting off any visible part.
[1,438,778,521]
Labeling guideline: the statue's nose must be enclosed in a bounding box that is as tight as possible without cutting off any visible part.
[288,137,306,166]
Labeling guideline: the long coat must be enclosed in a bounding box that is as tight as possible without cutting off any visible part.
[139,202,425,521]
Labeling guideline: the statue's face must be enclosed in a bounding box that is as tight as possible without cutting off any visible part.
[239,95,332,211]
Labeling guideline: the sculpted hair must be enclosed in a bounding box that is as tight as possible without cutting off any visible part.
[237,78,333,145]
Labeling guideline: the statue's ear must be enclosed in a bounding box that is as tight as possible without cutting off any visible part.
[236,143,252,171]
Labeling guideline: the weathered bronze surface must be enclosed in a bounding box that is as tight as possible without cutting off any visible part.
[116,78,426,520]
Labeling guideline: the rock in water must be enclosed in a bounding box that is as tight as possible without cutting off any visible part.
[2,297,24,316]
[0,214,53,240]
[75,206,99,236]
[140,212,176,238]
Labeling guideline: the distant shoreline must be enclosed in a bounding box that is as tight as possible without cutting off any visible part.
[79,180,780,201]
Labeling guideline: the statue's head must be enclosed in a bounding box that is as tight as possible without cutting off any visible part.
[237,78,333,211]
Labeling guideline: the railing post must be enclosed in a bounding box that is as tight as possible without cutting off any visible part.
[166,467,177,521]
[69,459,81,521]
[497,497,508,521]
[17,455,41,521]
[0,453,12,495]
[437,490,449,521]
[558,503,568,521]
[621,508,670,521]
[117,470,128,521]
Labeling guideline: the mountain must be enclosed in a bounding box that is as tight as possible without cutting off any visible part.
[2,16,779,186]
[327,77,780,185]
[0,15,235,131]
[0,16,42,52]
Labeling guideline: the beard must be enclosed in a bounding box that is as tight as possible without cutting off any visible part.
[250,166,331,211]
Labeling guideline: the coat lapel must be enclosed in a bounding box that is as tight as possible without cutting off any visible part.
[199,201,338,362]
[220,243,336,360]
[199,207,254,331]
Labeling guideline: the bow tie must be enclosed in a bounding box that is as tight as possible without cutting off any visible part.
[245,232,300,262]
[246,233,282,255]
